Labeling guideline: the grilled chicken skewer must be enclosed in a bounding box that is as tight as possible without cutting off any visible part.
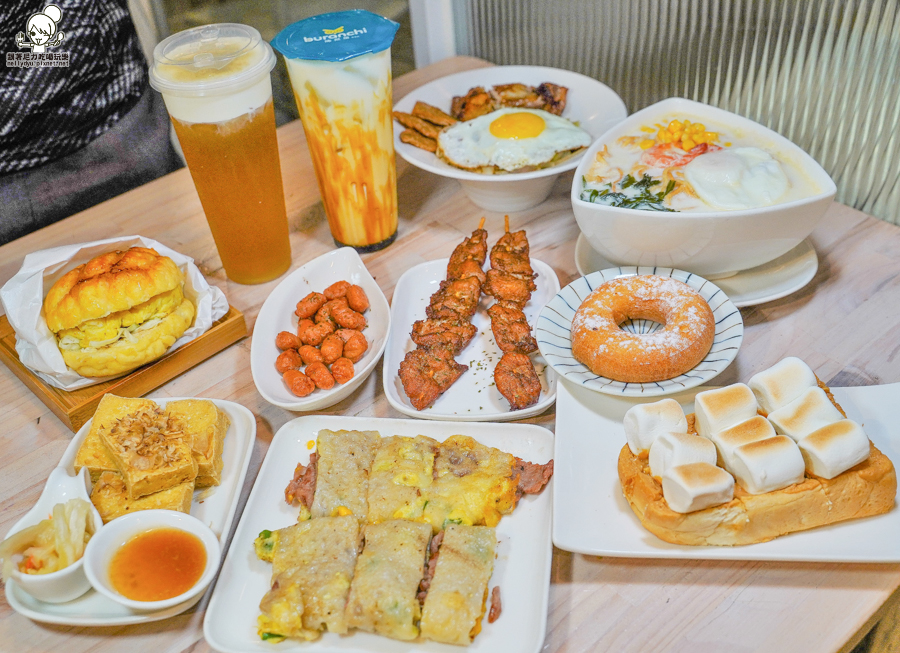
[484,216,542,410]
[400,219,487,410]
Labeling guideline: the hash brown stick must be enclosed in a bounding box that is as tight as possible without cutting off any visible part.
[485,216,541,410]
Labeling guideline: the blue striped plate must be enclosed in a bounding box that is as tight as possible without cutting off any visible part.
[537,267,742,396]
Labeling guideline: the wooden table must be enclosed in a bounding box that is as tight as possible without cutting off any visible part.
[2,56,899,653]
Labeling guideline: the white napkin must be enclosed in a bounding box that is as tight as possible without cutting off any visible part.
[0,235,229,390]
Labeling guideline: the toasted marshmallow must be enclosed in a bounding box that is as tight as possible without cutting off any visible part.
[711,415,777,473]
[730,435,806,494]
[767,387,843,441]
[798,420,871,479]
[624,399,688,454]
[649,432,718,481]
[662,462,735,514]
[694,384,759,439]
[748,357,818,414]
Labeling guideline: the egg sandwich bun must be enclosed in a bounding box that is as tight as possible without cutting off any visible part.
[43,247,195,377]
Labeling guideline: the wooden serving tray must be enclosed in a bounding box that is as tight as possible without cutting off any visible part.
[0,306,247,432]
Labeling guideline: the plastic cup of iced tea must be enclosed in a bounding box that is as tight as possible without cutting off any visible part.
[273,10,400,252]
[149,23,291,284]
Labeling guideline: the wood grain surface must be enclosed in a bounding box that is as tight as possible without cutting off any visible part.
[1,55,899,653]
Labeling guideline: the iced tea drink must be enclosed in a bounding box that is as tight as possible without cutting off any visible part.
[274,11,400,252]
[150,24,291,284]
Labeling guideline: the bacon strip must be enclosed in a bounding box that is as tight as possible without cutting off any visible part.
[513,457,554,499]
[488,586,502,623]
[284,452,317,507]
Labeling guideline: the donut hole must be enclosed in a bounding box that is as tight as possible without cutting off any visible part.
[612,305,669,336]
[619,316,665,335]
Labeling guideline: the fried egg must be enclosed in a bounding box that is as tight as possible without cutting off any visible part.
[437,108,592,172]
[684,147,790,210]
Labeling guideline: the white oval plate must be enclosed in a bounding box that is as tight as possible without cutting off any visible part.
[4,397,256,625]
[383,258,560,421]
[393,64,627,181]
[575,233,819,308]
[536,267,743,396]
[251,248,390,411]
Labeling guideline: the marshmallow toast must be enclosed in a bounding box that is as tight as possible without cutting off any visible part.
[618,382,897,546]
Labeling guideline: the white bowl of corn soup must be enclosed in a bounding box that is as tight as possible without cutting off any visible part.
[570,98,835,278]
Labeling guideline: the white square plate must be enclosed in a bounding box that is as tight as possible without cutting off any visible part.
[204,415,554,653]
[5,397,256,625]
[383,258,559,421]
[552,379,900,561]
[251,247,391,411]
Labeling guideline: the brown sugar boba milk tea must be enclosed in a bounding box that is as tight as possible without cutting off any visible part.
[273,11,400,252]
[150,24,291,284]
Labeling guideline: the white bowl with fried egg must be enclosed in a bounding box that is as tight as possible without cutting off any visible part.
[393,65,627,212]
[570,98,836,278]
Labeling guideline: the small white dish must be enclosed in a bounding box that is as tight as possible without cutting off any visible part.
[575,233,819,307]
[537,267,743,397]
[83,510,221,611]
[3,467,103,604]
[393,65,627,212]
[552,379,900,561]
[383,257,560,421]
[5,397,255,625]
[204,414,554,653]
[251,247,391,411]
[571,97,835,277]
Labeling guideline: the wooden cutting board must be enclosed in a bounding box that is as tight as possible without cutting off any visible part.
[0,306,247,432]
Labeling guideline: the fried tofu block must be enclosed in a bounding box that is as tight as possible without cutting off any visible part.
[99,403,197,500]
[420,525,497,645]
[392,111,442,139]
[75,395,159,482]
[165,399,230,487]
[345,520,433,640]
[367,435,440,523]
[258,516,361,639]
[90,471,193,524]
[399,128,437,152]
[310,429,381,520]
[412,101,457,126]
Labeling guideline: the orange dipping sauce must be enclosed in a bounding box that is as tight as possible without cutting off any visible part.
[110,527,207,602]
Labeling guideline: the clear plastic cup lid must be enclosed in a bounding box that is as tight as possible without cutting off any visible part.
[272,10,399,63]
[149,23,276,97]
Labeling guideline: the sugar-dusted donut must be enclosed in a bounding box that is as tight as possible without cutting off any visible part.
[571,275,715,383]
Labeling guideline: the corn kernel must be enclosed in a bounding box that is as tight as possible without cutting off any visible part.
[668,120,682,133]
[682,139,695,151]
[695,123,705,132]
[705,132,717,142]
[639,139,655,149]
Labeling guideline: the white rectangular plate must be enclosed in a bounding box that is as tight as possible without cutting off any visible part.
[5,397,256,625]
[383,258,559,421]
[204,415,554,653]
[552,379,900,561]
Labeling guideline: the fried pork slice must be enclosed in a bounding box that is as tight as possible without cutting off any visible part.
[447,258,486,284]
[491,83,545,109]
[482,269,537,305]
[489,249,534,276]
[399,129,437,152]
[412,101,457,126]
[487,304,538,354]
[411,316,478,354]
[451,86,496,121]
[512,457,554,498]
[399,347,468,411]
[393,111,442,139]
[426,276,482,320]
[537,82,568,115]
[494,351,541,410]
